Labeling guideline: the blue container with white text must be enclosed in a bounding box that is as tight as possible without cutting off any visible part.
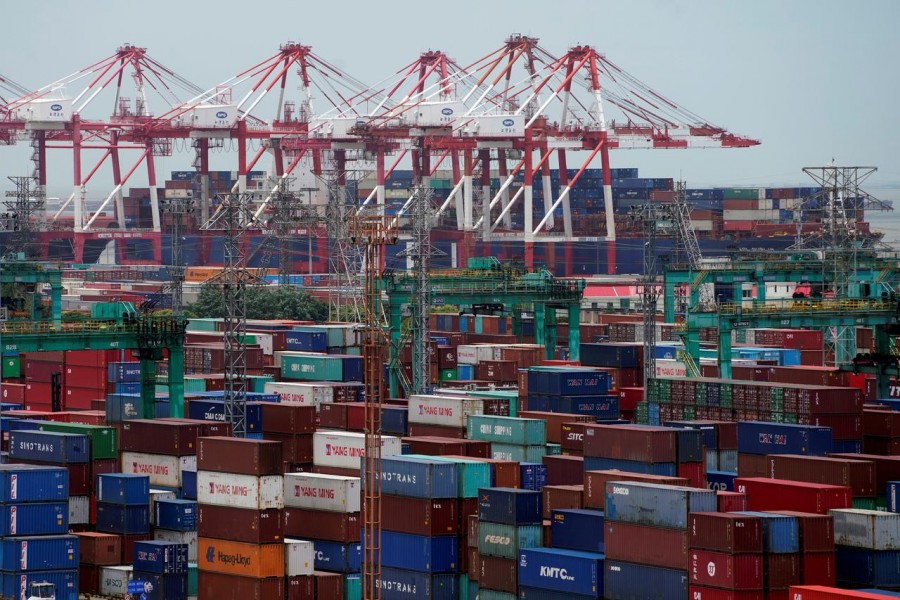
[0,535,79,571]
[8,431,89,464]
[0,464,68,502]
[551,509,605,553]
[0,502,68,536]
[517,548,603,597]
[603,560,687,600]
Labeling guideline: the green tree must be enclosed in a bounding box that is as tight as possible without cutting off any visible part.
[185,284,329,321]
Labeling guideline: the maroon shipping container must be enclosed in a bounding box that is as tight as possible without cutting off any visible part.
[735,478,852,514]
[311,465,359,478]
[197,436,283,475]
[313,571,343,600]
[318,403,350,430]
[738,453,769,478]
[478,555,517,593]
[437,346,458,371]
[770,511,834,553]
[689,586,764,600]
[467,548,479,582]
[766,454,875,498]
[863,436,900,455]
[689,513,764,554]
[542,455,584,486]
[827,453,900,489]
[583,424,677,463]
[583,470,689,509]
[467,514,478,548]
[265,433,313,464]
[541,485,583,519]
[163,418,232,438]
[718,491,749,513]
[560,422,587,452]
[459,439,492,459]
[457,536,469,573]
[377,495,459,536]
[120,420,201,456]
[606,521,688,569]
[283,508,360,543]
[406,423,466,439]
[765,553,801,590]
[863,409,900,437]
[74,532,121,565]
[689,550,763,590]
[120,534,152,564]
[79,565,100,595]
[678,462,706,489]
[198,505,283,543]
[402,436,468,456]
[810,414,862,440]
[799,552,836,586]
[519,411,594,444]
[475,360,518,383]
[286,575,314,600]
[261,403,316,434]
[198,572,285,600]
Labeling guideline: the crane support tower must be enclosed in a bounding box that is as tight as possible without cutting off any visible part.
[3,176,45,258]
[160,194,194,314]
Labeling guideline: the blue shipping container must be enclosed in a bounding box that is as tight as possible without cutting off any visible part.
[96,473,150,505]
[366,457,458,499]
[736,422,832,456]
[551,509,605,553]
[108,362,142,382]
[582,457,677,477]
[95,503,150,535]
[670,428,704,462]
[664,421,717,450]
[380,530,458,573]
[604,482,716,529]
[0,535,78,571]
[381,407,408,436]
[133,541,189,574]
[285,331,328,353]
[518,588,597,600]
[706,471,736,492]
[579,343,640,368]
[8,431,89,464]
[313,539,362,573]
[153,500,197,532]
[734,512,799,554]
[181,470,197,501]
[518,548,603,597]
[186,399,263,432]
[0,464,68,502]
[527,369,611,396]
[131,570,188,600]
[603,560,688,600]
[0,502,68,536]
[528,395,618,419]
[479,488,542,525]
[377,567,458,600]
[889,481,899,513]
[1,569,78,600]
[519,464,547,492]
[834,547,900,587]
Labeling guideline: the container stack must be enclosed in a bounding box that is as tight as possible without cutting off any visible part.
[664,419,738,472]
[312,430,402,477]
[862,406,900,456]
[772,511,837,587]
[261,403,316,472]
[525,367,617,420]
[367,456,460,599]
[604,481,715,599]
[688,512,765,600]
[735,511,803,599]
[131,539,189,600]
[153,498,198,574]
[736,422,833,477]
[468,415,546,464]
[96,473,152,560]
[74,532,123,596]
[0,464,77,600]
[407,394,485,438]
[196,437,285,599]
[766,455,877,509]
[119,420,200,497]
[736,478,852,515]
[830,509,900,590]
[475,487,542,598]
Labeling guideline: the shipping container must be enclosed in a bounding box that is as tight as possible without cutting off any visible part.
[0,570,78,600]
[97,473,150,505]
[197,571,285,600]
[133,540,189,575]
[0,535,78,572]
[285,539,315,577]
[518,548,603,597]
[582,470,689,509]
[404,454,492,498]
[8,431,89,463]
[766,455,876,498]
[583,425,677,463]
[377,567,458,600]
[364,456,458,499]
[153,529,197,563]
[378,495,458,536]
[154,499,197,532]
[833,547,900,587]
[605,481,716,529]
[312,431,402,470]
[606,521,688,569]
[197,437,283,475]
[735,478,851,514]
[477,521,542,559]
[478,554,517,593]
[770,510,834,553]
[197,471,283,510]
[379,530,457,573]
[121,419,201,456]
[129,570,188,600]
[95,503,149,535]
[736,422,833,456]
[74,532,120,566]
[479,488,543,525]
[734,512,800,554]
[0,464,68,502]
[197,537,284,578]
[689,550,763,590]
[120,451,195,488]
[311,539,362,573]
[551,509,604,553]
[830,509,900,550]
[100,565,133,597]
[283,473,360,512]
[197,505,283,544]
[36,422,118,459]
[789,586,894,600]
[688,512,764,554]
[409,395,485,428]
[467,415,546,445]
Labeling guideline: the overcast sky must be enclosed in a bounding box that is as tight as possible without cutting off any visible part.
[2,0,898,199]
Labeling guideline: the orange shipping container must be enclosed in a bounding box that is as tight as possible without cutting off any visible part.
[198,538,285,578]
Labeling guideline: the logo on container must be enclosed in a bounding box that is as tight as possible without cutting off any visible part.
[539,566,574,581]
[484,534,510,545]
[441,107,454,116]
[707,561,716,576]
[206,546,215,563]
[611,486,630,496]
[50,104,63,112]
[502,118,515,127]
[216,111,228,119]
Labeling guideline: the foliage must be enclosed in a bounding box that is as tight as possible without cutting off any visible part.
[431,304,461,314]
[185,284,329,321]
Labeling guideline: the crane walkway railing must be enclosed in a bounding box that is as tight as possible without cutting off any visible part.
[716,298,897,316]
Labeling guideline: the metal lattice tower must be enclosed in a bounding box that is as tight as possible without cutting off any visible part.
[349,210,397,600]
[670,180,714,308]
[203,193,256,437]
[3,176,45,258]
[161,195,194,314]
[325,174,366,322]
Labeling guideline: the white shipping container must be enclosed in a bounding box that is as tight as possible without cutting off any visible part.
[155,529,198,562]
[68,496,89,525]
[655,359,687,378]
[283,473,361,512]
[197,471,284,510]
[407,394,485,428]
[149,489,178,525]
[100,566,133,598]
[264,381,334,408]
[692,220,714,232]
[313,431,402,470]
[456,344,495,365]
[121,452,196,488]
[723,209,773,221]
[284,539,315,576]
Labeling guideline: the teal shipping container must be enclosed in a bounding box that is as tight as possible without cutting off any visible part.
[467,415,546,445]
[492,444,547,464]
[405,454,492,498]
[281,353,345,382]
[477,521,543,559]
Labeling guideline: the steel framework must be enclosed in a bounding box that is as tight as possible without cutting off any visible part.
[2,176,44,257]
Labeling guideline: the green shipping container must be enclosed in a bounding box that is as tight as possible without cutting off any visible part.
[477,521,543,559]
[183,378,209,393]
[546,443,561,456]
[467,415,546,445]
[459,574,469,600]
[440,369,458,382]
[722,187,761,200]
[406,454,491,498]
[281,353,344,382]
[38,422,118,459]
[188,563,198,596]
[491,443,546,463]
[2,357,20,378]
[344,574,361,600]
[246,375,274,393]
[185,318,220,332]
[852,497,877,510]
[479,589,516,600]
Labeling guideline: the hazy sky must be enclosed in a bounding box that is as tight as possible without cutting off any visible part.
[2,0,898,199]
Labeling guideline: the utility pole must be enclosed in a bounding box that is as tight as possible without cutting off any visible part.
[161,194,194,315]
[3,176,45,258]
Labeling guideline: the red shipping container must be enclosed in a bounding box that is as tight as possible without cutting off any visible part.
[863,409,900,437]
[718,491,749,513]
[690,549,763,590]
[467,548,479,582]
[345,403,366,432]
[478,555,517,593]
[799,553,836,587]
[738,453,769,478]
[121,420,201,456]
[1,382,25,404]
[518,411,594,444]
[266,433,314,464]
[25,361,64,383]
[318,403,349,430]
[862,436,900,455]
[407,423,466,439]
[766,455,875,498]
[618,387,644,411]
[377,495,459,536]
[198,572,285,600]
[63,365,106,388]
[689,586,764,600]
[583,470,689,509]
[261,403,316,434]
[678,462,706,488]
[765,553,802,590]
[66,411,107,426]
[689,513,764,554]
[198,505,283,543]
[65,350,109,368]
[74,532,121,565]
[311,465,359,478]
[79,565,100,595]
[437,346,458,371]
[402,436,467,456]
[734,478,851,514]
[810,415,861,440]
[769,511,834,552]
[120,534,152,564]
[542,455,584,486]
[827,453,900,489]
[197,437,283,476]
[541,485,583,519]
[560,422,587,453]
[286,575,314,600]
[64,387,102,410]
[583,424,677,462]
[283,508,360,543]
[606,521,688,569]
[164,418,231,438]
